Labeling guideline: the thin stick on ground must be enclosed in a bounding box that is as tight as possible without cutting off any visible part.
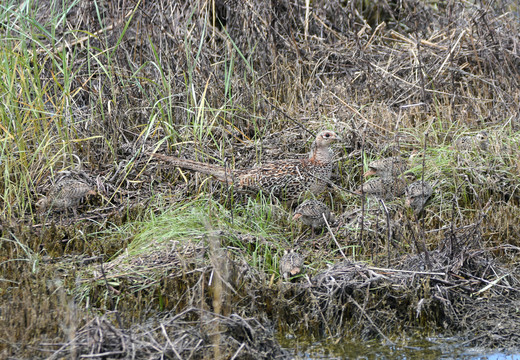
[348,294,395,346]
[378,199,391,267]
[324,213,347,261]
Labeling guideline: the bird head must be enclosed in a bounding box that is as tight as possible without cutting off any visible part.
[315,130,341,147]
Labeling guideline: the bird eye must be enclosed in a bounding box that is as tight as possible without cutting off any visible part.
[324,133,330,138]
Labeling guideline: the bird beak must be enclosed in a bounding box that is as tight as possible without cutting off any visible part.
[363,169,376,178]
[290,268,300,275]
[292,213,302,220]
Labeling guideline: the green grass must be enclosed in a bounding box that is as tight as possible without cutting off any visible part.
[70,195,295,312]
[125,197,291,266]
[2,0,520,356]
[1,0,518,271]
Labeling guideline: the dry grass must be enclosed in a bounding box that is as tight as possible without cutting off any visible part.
[1,0,520,357]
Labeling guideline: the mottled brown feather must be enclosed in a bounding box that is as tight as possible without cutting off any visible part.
[37,179,96,213]
[355,177,407,201]
[364,156,408,178]
[405,181,433,215]
[151,130,341,201]
[280,250,304,280]
[293,200,333,229]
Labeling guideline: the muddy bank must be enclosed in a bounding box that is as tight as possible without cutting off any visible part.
[20,222,519,359]
[2,0,520,358]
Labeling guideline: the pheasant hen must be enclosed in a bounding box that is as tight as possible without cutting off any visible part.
[151,130,341,202]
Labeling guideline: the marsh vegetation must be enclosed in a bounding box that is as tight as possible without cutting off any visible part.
[1,0,520,358]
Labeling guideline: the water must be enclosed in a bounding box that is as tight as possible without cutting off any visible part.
[278,334,520,359]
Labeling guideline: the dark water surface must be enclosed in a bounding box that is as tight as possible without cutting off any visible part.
[278,334,520,359]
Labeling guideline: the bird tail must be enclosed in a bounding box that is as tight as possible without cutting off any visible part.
[150,153,233,183]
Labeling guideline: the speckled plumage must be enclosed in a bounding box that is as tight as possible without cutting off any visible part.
[280,250,304,280]
[37,179,96,213]
[455,131,489,151]
[152,130,341,201]
[355,177,407,201]
[293,200,333,230]
[405,181,433,215]
[364,156,408,178]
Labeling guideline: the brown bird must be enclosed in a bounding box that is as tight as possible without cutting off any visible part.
[455,131,489,151]
[405,180,433,215]
[36,179,97,214]
[151,130,341,202]
[280,249,304,280]
[293,199,333,233]
[363,156,408,178]
[355,177,407,201]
